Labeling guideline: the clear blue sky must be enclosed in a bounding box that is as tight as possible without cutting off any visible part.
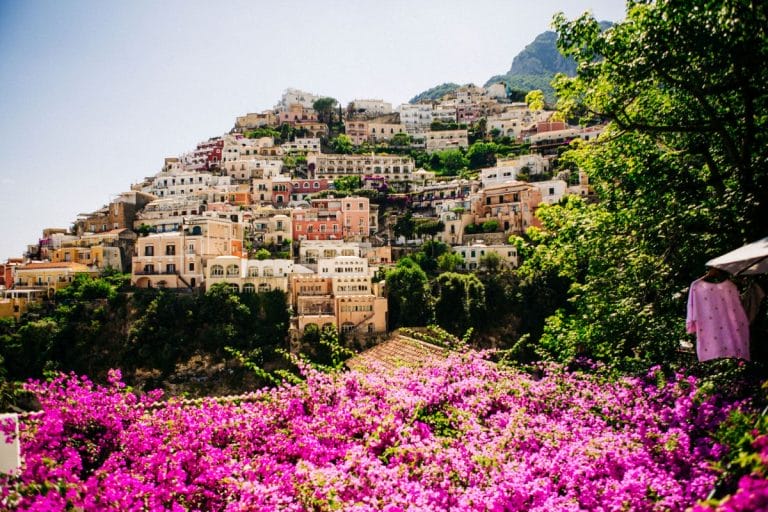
[0,0,626,261]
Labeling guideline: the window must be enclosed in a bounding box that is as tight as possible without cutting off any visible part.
[211,265,224,276]
[226,265,239,276]
[189,263,194,271]
[144,245,154,256]
[143,264,155,274]
[166,264,176,274]
[243,283,256,294]
[165,245,176,256]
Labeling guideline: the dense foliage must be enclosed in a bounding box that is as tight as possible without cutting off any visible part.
[0,276,290,388]
[507,0,768,369]
[1,354,747,511]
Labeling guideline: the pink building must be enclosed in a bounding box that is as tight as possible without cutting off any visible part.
[292,196,370,242]
[277,104,319,126]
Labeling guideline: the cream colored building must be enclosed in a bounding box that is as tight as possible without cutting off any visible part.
[205,255,293,293]
[531,179,568,205]
[454,242,518,270]
[131,217,244,289]
[13,262,99,297]
[234,111,276,131]
[0,289,47,320]
[299,240,361,264]
[290,255,387,336]
[51,245,122,272]
[425,129,469,152]
[350,99,393,116]
[248,208,292,246]
[134,197,206,233]
[143,170,231,198]
[398,103,433,133]
[308,154,414,187]
[367,122,407,143]
[281,138,321,153]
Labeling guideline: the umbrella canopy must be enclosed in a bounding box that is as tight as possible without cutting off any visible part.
[706,237,768,276]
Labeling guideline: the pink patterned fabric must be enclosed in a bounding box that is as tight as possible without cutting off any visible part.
[687,278,750,361]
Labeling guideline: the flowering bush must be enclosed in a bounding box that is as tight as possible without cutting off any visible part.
[692,409,768,512]
[0,356,745,511]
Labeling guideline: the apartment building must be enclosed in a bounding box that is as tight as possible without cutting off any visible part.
[470,181,542,236]
[131,217,244,289]
[425,129,469,152]
[75,191,156,235]
[307,154,414,189]
[399,104,433,133]
[134,197,206,233]
[290,255,387,336]
[204,255,293,293]
[13,262,99,298]
[292,196,370,242]
[453,242,518,270]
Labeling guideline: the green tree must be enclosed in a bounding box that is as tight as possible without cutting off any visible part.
[435,149,468,175]
[390,132,412,147]
[525,89,545,111]
[466,142,498,170]
[312,97,338,130]
[553,1,768,244]
[385,258,432,329]
[393,212,416,243]
[254,248,271,260]
[246,127,280,139]
[433,273,486,335]
[330,134,354,154]
[481,220,500,233]
[513,1,766,370]
[414,219,444,240]
[437,252,464,272]
[413,240,450,275]
[478,252,502,273]
[333,175,362,192]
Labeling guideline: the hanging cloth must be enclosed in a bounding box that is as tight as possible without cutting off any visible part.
[686,278,750,361]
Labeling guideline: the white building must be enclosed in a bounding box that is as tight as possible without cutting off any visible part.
[399,104,433,133]
[425,129,469,152]
[281,138,321,153]
[432,104,457,124]
[143,170,231,198]
[299,240,362,264]
[205,255,293,293]
[134,197,206,233]
[350,99,393,116]
[454,242,518,270]
[530,180,568,205]
[275,88,323,111]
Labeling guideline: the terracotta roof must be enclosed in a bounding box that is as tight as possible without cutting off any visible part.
[346,335,449,373]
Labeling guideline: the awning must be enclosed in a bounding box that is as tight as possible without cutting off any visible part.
[706,237,768,276]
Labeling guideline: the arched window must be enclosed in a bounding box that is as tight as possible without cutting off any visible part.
[226,264,239,276]
[210,265,224,276]
[248,267,259,277]
[243,283,256,294]
[228,283,240,293]
[258,283,270,292]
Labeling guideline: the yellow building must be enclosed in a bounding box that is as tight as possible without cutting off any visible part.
[13,262,98,298]
[0,289,46,320]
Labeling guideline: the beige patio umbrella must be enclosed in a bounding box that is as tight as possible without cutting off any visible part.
[706,237,768,276]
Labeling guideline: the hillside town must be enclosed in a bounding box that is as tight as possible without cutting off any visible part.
[0,85,601,340]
